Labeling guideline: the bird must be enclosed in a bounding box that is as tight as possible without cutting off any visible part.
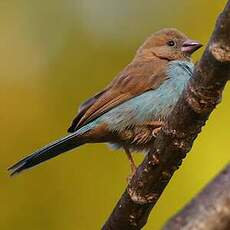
[9,28,202,176]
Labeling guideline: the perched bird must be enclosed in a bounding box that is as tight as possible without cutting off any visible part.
[9,28,202,176]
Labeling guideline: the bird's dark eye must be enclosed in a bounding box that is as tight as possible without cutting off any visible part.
[167,40,176,47]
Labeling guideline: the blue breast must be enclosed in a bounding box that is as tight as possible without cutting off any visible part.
[77,60,194,134]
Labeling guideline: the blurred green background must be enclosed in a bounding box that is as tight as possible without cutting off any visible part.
[1,0,229,229]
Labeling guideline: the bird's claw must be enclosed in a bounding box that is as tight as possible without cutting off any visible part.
[132,129,151,144]
[152,127,162,137]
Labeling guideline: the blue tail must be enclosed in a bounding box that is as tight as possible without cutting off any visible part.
[8,132,85,176]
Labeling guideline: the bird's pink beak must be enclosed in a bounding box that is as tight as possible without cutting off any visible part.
[181,39,203,54]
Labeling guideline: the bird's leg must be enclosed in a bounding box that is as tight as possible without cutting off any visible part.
[124,147,137,182]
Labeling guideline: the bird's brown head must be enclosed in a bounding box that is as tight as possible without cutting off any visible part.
[136,28,202,61]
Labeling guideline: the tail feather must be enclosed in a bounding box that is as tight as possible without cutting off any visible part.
[8,132,84,176]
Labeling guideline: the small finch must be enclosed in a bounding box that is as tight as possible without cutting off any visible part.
[9,28,202,176]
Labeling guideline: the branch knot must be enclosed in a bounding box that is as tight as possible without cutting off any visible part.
[127,187,159,204]
[210,42,230,62]
[185,83,221,114]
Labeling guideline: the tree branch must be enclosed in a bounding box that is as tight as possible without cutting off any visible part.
[102,1,230,229]
[163,164,230,230]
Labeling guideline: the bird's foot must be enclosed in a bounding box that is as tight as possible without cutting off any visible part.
[132,127,152,144]
[152,127,162,137]
[145,120,163,127]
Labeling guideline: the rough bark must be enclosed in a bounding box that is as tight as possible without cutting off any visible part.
[102,1,230,229]
[163,164,230,230]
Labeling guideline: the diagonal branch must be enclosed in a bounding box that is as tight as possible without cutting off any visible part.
[102,1,230,229]
[163,164,230,230]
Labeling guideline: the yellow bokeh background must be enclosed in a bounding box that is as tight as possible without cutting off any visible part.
[1,1,229,229]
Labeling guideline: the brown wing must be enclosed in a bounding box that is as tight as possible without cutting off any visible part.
[68,89,108,132]
[68,58,168,132]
